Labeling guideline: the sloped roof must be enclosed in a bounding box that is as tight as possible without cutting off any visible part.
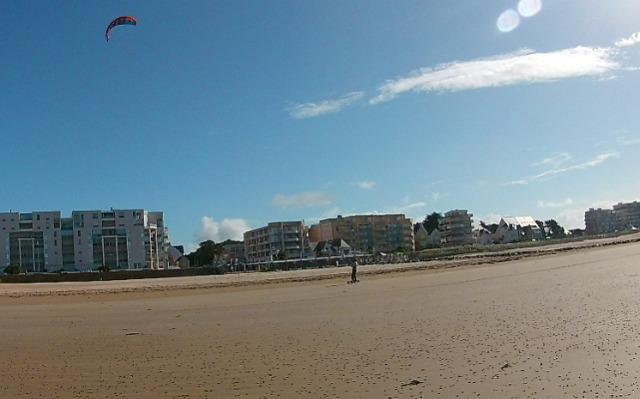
[168,246,184,261]
[314,239,350,252]
[501,216,539,228]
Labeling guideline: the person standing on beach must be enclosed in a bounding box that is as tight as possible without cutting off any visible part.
[351,260,358,283]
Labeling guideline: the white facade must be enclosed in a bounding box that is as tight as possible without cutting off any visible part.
[244,221,307,263]
[494,216,543,243]
[0,209,168,272]
[0,211,62,272]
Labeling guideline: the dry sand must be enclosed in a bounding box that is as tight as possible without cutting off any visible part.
[2,235,640,398]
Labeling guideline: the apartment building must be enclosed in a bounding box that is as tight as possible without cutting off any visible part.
[309,214,414,253]
[439,209,474,246]
[0,211,62,272]
[222,241,246,264]
[613,201,640,231]
[584,208,617,235]
[584,202,640,235]
[0,209,169,272]
[244,221,307,263]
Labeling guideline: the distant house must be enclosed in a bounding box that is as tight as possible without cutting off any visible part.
[176,256,191,269]
[312,239,351,257]
[168,246,190,268]
[494,216,543,243]
[414,224,441,250]
[474,228,494,245]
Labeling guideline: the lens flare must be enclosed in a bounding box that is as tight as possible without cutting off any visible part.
[497,9,520,32]
[518,0,542,17]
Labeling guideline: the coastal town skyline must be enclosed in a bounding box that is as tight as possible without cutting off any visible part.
[2,1,640,253]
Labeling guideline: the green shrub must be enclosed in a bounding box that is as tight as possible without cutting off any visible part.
[3,264,22,275]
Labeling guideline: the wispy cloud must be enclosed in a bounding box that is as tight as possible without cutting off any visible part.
[288,92,364,119]
[370,47,619,104]
[615,32,640,48]
[618,137,640,146]
[271,191,333,209]
[352,180,375,190]
[363,202,427,217]
[532,152,572,168]
[382,197,428,218]
[432,192,447,202]
[504,152,620,185]
[537,198,573,208]
[291,33,637,117]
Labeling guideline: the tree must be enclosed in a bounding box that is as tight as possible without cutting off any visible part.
[275,250,288,261]
[422,212,442,234]
[186,240,225,266]
[569,228,584,237]
[3,264,22,275]
[545,219,566,239]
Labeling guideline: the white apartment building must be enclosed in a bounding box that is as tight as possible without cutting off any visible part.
[244,221,307,263]
[0,211,62,272]
[0,209,169,272]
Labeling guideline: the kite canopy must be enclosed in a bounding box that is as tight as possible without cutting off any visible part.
[105,16,137,42]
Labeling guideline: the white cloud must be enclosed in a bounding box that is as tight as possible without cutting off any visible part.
[377,202,428,221]
[396,201,427,212]
[474,213,503,228]
[341,201,427,221]
[537,198,573,208]
[192,216,250,247]
[555,207,588,230]
[370,47,619,103]
[504,152,620,185]
[288,92,364,119]
[352,180,375,190]
[291,34,637,117]
[615,32,640,48]
[532,152,572,168]
[618,137,640,145]
[574,152,619,168]
[432,192,447,202]
[271,191,333,209]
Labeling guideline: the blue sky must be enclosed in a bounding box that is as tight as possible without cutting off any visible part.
[2,1,640,251]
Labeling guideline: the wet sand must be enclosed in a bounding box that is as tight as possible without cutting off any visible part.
[2,237,640,398]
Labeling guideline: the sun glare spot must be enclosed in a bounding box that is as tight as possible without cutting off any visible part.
[518,0,542,17]
[497,9,520,32]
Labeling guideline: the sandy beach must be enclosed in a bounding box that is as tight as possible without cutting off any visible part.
[2,236,640,398]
